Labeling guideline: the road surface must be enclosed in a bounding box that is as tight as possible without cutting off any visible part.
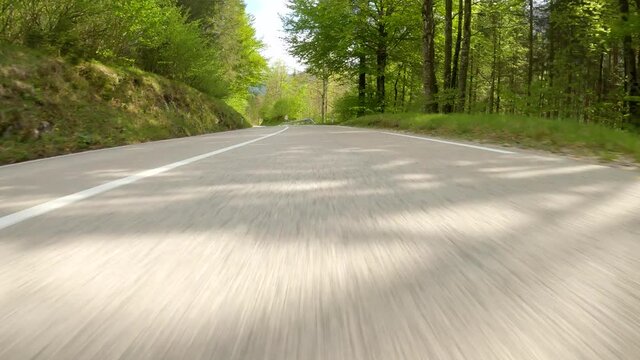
[1,126,639,359]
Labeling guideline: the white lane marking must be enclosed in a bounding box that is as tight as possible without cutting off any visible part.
[0,127,265,170]
[0,127,288,231]
[381,131,515,154]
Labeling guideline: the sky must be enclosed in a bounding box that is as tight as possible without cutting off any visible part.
[245,0,303,71]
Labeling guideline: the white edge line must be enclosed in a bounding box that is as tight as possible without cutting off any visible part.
[0,126,289,231]
[380,131,515,155]
[0,127,267,170]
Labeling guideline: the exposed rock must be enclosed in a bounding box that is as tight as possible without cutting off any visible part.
[30,121,53,140]
[38,120,52,133]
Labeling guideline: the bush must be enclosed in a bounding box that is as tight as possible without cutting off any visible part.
[267,97,303,122]
[0,0,230,97]
[333,94,377,122]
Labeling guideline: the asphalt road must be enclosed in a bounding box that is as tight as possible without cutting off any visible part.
[1,126,639,359]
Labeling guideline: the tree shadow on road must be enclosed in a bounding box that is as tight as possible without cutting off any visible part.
[1,127,639,359]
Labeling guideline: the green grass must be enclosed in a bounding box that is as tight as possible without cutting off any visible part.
[0,44,251,165]
[260,117,285,126]
[342,113,640,164]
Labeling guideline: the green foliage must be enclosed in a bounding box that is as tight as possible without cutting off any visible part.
[0,0,266,101]
[176,0,214,20]
[245,62,338,124]
[284,0,425,112]
[269,98,303,121]
[0,45,249,164]
[334,94,377,121]
[283,0,354,75]
[283,0,640,126]
[202,0,267,96]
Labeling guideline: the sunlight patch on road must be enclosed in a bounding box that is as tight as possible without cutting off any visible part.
[372,159,416,170]
[401,182,443,190]
[394,174,435,181]
[207,180,350,193]
[334,148,390,153]
[495,164,604,179]
[479,165,540,173]
[373,204,531,239]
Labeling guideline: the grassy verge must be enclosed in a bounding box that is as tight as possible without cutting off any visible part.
[342,113,640,164]
[260,118,285,126]
[0,44,251,165]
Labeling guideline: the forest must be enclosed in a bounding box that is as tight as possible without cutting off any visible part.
[283,0,640,127]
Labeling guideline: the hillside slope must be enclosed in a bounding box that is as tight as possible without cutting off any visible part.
[0,45,250,165]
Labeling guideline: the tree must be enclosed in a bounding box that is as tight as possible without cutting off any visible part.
[183,0,267,104]
[280,0,638,126]
[442,0,454,112]
[366,0,417,112]
[422,0,438,112]
[451,0,463,96]
[527,0,534,102]
[284,0,418,113]
[176,0,213,19]
[457,0,471,112]
[619,0,640,124]
[283,0,353,121]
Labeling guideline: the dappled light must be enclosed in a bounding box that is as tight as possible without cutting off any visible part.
[495,164,607,179]
[1,126,638,359]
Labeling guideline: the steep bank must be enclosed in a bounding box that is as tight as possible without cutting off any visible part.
[0,45,250,165]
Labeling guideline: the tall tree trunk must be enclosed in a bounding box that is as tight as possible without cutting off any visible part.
[489,22,498,113]
[527,0,534,109]
[510,54,517,113]
[376,46,387,112]
[358,55,366,116]
[401,67,407,109]
[451,0,463,92]
[457,0,471,112]
[408,72,415,104]
[565,72,573,119]
[496,40,502,114]
[487,42,497,114]
[597,52,604,101]
[376,21,388,113]
[605,50,612,96]
[321,75,329,123]
[470,51,478,112]
[620,0,640,124]
[422,0,438,112]
[443,0,453,113]
[547,19,555,118]
[393,66,403,109]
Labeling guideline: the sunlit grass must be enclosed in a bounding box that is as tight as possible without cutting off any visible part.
[342,113,640,163]
[0,44,250,165]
